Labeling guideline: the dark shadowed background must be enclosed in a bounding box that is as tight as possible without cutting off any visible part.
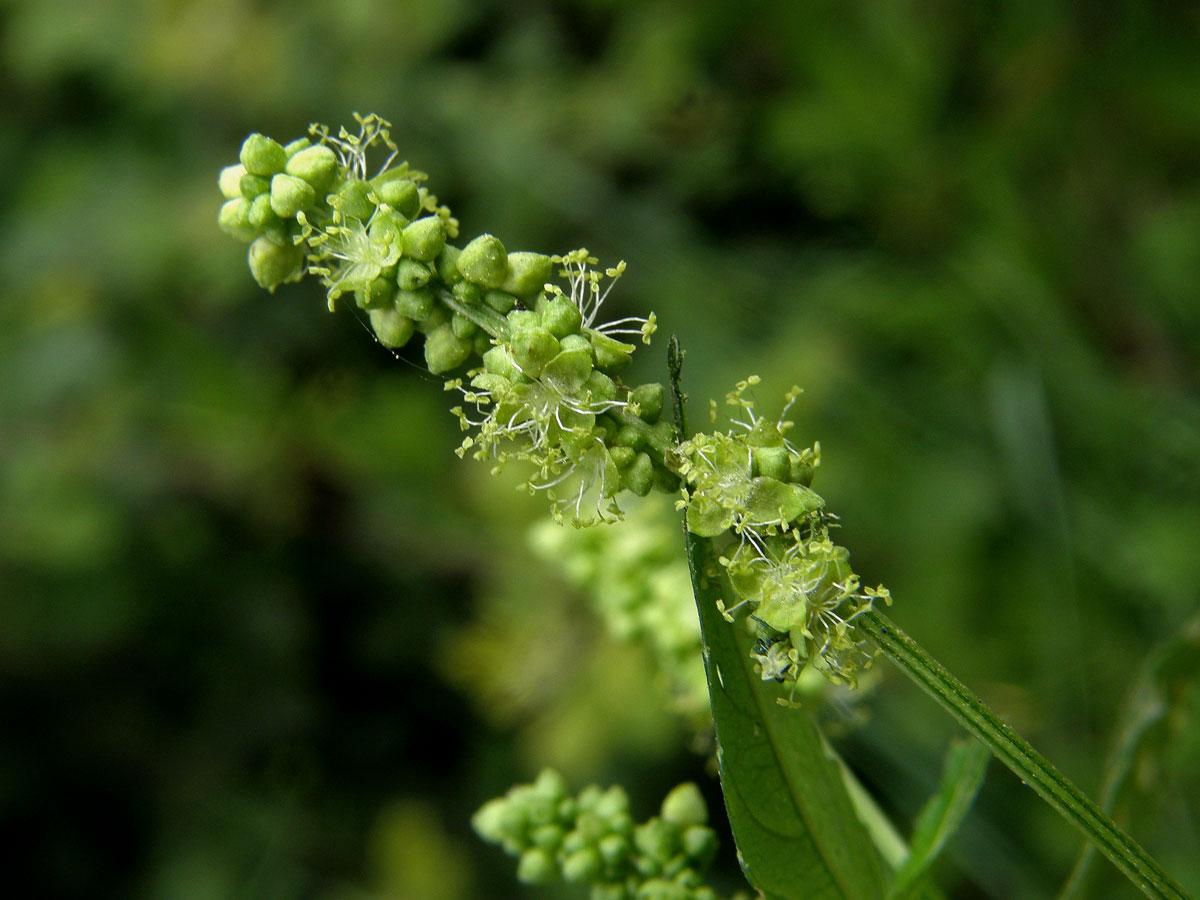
[2,1,1199,898]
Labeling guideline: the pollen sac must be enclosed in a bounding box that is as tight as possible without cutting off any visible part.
[269,173,317,218]
[248,235,304,291]
[502,251,553,298]
[424,322,473,373]
[239,133,287,176]
[457,233,509,289]
[402,215,447,261]
[284,144,339,194]
[368,307,415,348]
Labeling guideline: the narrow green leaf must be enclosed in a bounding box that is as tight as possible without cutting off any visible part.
[685,534,892,900]
[889,739,990,900]
[1058,615,1200,900]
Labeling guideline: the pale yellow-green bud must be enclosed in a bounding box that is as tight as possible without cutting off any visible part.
[501,251,552,298]
[402,216,447,262]
[217,198,258,243]
[368,307,415,348]
[239,133,287,176]
[457,234,509,289]
[284,144,339,195]
[424,323,473,373]
[269,173,317,218]
[218,164,247,199]
[248,235,304,291]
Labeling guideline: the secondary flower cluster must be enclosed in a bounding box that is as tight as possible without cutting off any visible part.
[472,769,722,900]
[217,115,679,524]
[674,378,890,689]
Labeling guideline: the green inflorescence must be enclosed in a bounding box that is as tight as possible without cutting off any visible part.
[472,769,725,900]
[674,378,891,691]
[219,114,889,686]
[217,114,678,526]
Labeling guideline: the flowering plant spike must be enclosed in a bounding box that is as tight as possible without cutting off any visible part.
[218,115,1192,900]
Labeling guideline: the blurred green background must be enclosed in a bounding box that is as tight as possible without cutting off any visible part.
[2,1,1199,898]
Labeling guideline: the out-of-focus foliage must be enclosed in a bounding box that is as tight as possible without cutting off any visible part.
[2,1,1199,899]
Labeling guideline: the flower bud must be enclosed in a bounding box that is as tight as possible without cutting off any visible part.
[609,446,636,469]
[484,290,518,313]
[597,833,630,866]
[335,179,376,221]
[356,274,396,310]
[219,164,247,199]
[614,426,645,450]
[397,259,432,291]
[634,819,680,864]
[396,288,435,321]
[369,307,415,348]
[453,280,483,305]
[590,332,634,374]
[680,826,717,867]
[218,198,258,242]
[368,210,407,262]
[248,235,304,291]
[502,251,553,298]
[240,173,271,199]
[471,797,509,843]
[790,453,815,486]
[436,244,463,285]
[239,133,287,176]
[540,295,584,339]
[622,453,654,497]
[511,328,560,378]
[563,848,602,883]
[631,383,664,422]
[283,136,310,157]
[246,193,280,229]
[661,784,707,827]
[472,331,492,356]
[424,323,473,374]
[507,309,542,332]
[457,233,508,288]
[402,216,447,261]
[591,884,629,900]
[516,848,556,884]
[531,824,564,854]
[284,144,338,194]
[451,312,477,339]
[270,173,317,218]
[373,175,421,218]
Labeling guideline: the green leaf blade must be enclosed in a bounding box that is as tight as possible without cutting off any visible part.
[686,531,891,900]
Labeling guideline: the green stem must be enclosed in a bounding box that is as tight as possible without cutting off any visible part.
[858,610,1192,900]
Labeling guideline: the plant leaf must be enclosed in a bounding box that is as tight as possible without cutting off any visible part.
[888,738,990,900]
[1058,614,1200,900]
[684,531,891,900]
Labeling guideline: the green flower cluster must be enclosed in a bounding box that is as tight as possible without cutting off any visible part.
[472,769,722,900]
[217,115,680,524]
[675,378,890,689]
[529,500,708,719]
